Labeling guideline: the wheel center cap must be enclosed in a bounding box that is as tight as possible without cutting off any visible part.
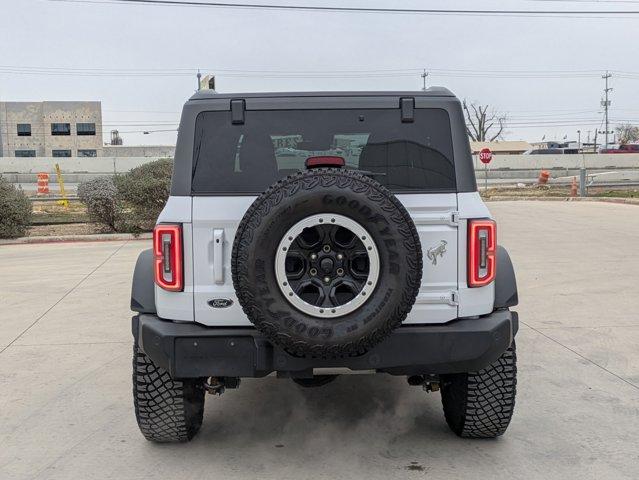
[319,257,334,274]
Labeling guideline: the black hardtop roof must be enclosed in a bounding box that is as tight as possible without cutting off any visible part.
[188,87,455,102]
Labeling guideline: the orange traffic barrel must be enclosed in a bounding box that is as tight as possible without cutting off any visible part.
[538,170,550,185]
[37,172,50,195]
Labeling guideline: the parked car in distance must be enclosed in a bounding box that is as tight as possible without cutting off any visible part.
[523,148,565,155]
[599,144,639,154]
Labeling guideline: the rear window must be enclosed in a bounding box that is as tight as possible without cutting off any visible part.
[192,108,455,194]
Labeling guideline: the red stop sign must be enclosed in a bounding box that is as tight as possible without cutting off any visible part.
[479,147,492,164]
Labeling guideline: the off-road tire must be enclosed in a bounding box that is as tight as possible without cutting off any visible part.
[231,168,422,358]
[132,346,205,442]
[440,342,517,438]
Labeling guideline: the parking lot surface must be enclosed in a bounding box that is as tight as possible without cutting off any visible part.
[1,201,638,480]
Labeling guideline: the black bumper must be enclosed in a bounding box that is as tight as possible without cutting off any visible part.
[133,310,518,379]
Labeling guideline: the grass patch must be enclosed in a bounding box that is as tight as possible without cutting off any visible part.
[481,185,639,199]
[591,189,639,198]
[30,200,90,224]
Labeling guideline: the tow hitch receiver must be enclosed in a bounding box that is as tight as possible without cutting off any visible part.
[204,377,241,395]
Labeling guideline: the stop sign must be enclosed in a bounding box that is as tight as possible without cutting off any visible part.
[479,147,493,164]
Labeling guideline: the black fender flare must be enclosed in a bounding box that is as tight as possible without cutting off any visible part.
[494,245,518,309]
[131,249,156,314]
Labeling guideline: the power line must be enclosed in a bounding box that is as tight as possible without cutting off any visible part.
[48,0,639,16]
[2,64,639,79]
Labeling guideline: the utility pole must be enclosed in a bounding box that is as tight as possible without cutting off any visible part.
[196,69,202,91]
[421,69,429,91]
[601,71,612,149]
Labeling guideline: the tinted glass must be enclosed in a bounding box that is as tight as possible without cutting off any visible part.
[51,123,71,135]
[17,124,31,136]
[77,123,96,135]
[52,149,72,157]
[78,149,97,157]
[15,149,36,157]
[192,108,455,194]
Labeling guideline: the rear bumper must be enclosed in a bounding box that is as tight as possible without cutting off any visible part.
[133,310,518,378]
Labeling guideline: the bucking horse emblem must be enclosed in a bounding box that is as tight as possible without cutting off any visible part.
[427,240,448,266]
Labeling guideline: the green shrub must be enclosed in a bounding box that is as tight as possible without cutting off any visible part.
[77,159,173,233]
[115,158,173,231]
[0,177,33,239]
[77,176,119,231]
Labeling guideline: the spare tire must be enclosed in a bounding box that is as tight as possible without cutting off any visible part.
[231,168,422,358]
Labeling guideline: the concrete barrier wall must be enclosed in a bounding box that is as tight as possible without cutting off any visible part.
[2,154,639,185]
[0,157,163,174]
[472,153,639,183]
[472,153,639,171]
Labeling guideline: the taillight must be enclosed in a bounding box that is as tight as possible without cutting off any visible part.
[468,219,496,288]
[153,224,183,292]
[305,156,346,168]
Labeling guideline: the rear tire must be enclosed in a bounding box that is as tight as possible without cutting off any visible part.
[440,342,517,438]
[132,346,205,442]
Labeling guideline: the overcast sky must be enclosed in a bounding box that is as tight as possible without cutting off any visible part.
[1,0,638,146]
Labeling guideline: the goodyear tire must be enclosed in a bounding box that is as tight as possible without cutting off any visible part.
[132,346,205,442]
[231,168,422,358]
[440,342,517,438]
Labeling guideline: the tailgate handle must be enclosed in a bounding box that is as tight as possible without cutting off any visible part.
[213,229,225,284]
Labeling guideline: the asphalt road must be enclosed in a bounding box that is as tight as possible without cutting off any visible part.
[1,201,638,480]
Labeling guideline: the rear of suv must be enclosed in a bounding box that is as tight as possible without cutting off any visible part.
[131,89,519,443]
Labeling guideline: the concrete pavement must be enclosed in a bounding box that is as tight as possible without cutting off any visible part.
[0,201,638,479]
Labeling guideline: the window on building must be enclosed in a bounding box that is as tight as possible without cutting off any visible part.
[51,123,71,135]
[52,149,72,157]
[17,124,32,136]
[78,149,97,157]
[77,123,96,136]
[15,149,36,157]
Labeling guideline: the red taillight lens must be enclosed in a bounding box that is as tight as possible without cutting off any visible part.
[305,156,346,168]
[468,219,496,288]
[153,224,183,292]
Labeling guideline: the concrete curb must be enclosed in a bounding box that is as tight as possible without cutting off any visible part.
[485,196,639,205]
[0,232,152,246]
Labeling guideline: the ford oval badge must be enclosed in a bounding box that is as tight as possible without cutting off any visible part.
[208,298,234,308]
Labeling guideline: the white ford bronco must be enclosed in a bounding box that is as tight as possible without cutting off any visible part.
[131,89,519,442]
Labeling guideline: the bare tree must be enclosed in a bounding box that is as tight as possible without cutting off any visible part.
[462,100,507,142]
[615,123,639,145]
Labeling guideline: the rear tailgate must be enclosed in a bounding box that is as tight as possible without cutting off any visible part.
[188,96,461,326]
[192,194,458,326]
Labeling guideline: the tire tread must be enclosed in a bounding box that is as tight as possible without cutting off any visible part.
[441,343,517,438]
[231,168,422,358]
[132,346,205,442]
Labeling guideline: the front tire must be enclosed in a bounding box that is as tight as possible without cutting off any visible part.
[440,342,517,438]
[132,346,205,442]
